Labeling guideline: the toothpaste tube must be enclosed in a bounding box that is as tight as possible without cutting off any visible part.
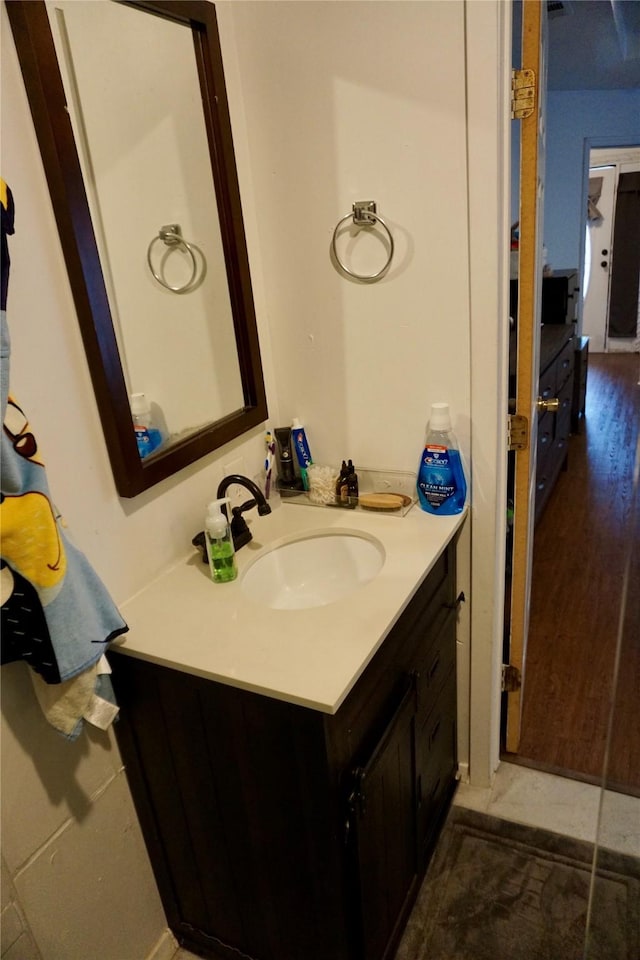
[291,418,313,490]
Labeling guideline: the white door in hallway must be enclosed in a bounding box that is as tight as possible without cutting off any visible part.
[582,164,616,353]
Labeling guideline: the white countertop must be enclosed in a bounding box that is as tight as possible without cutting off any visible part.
[114,501,466,714]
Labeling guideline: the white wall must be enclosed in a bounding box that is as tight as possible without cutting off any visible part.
[1,4,275,955]
[222,1,472,472]
[1,1,508,954]
[220,0,508,787]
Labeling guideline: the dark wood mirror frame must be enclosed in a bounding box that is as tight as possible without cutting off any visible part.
[6,0,268,497]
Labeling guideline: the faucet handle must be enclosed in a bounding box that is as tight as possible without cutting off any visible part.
[233,499,257,517]
[229,509,253,550]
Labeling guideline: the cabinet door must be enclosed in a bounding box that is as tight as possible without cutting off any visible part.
[347,679,417,960]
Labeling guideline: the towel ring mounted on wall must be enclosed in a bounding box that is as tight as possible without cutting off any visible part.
[331,201,394,281]
[147,224,201,293]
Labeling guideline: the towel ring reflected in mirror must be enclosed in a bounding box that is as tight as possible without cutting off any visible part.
[147,224,201,293]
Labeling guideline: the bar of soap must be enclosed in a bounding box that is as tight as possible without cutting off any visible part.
[359,493,406,511]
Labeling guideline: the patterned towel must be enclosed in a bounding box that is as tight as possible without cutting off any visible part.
[1,180,128,739]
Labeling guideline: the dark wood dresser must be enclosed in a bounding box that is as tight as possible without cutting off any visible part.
[535,325,575,523]
[572,336,589,433]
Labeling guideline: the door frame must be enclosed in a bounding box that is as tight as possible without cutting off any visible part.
[463,0,512,787]
[580,144,640,351]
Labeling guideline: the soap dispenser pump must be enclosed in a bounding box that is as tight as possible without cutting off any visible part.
[205,498,238,583]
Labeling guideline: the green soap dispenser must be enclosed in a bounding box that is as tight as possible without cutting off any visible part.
[205,498,237,583]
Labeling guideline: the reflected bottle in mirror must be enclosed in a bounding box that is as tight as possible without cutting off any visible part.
[130,393,164,459]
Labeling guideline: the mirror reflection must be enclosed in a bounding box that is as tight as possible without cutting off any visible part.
[7,0,267,497]
[47,0,244,449]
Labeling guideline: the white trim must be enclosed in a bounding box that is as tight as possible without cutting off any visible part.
[590,146,640,167]
[465,0,512,788]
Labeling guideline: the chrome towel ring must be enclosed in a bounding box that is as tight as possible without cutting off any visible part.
[331,201,394,281]
[147,224,199,293]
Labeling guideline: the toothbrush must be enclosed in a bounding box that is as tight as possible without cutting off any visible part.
[264,430,275,499]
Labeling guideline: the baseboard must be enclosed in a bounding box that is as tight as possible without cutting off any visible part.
[145,929,178,960]
[456,761,470,783]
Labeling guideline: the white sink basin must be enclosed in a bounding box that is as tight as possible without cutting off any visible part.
[241,530,385,610]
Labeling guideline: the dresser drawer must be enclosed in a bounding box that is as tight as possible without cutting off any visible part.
[536,410,554,473]
[539,364,556,402]
[555,337,575,393]
[556,375,573,442]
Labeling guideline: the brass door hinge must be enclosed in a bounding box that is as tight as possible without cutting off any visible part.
[511,68,536,119]
[508,413,529,451]
[502,664,522,693]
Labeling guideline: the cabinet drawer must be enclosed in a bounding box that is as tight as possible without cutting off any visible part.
[415,607,456,714]
[335,543,456,769]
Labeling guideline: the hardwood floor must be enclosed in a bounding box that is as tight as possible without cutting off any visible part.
[516,352,640,796]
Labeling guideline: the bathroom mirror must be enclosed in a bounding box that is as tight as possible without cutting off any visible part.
[7,0,267,497]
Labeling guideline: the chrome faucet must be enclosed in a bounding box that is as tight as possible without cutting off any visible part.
[216,474,272,551]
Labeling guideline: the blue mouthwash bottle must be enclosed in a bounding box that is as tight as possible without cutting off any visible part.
[130,393,164,459]
[417,402,467,515]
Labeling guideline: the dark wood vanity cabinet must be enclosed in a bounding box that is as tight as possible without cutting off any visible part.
[111,540,459,960]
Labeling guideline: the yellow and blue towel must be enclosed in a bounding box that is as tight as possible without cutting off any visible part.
[1,180,128,738]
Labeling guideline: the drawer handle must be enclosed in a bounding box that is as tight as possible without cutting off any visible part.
[444,591,465,611]
[428,777,442,805]
[428,654,441,682]
[429,718,441,748]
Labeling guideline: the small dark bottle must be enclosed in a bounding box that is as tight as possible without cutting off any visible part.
[346,460,359,505]
[336,460,349,505]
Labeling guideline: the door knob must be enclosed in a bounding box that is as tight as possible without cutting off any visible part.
[601,249,608,255]
[537,396,559,413]
[601,260,608,268]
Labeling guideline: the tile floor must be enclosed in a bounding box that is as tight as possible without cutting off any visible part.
[454,761,640,858]
[170,762,640,959]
